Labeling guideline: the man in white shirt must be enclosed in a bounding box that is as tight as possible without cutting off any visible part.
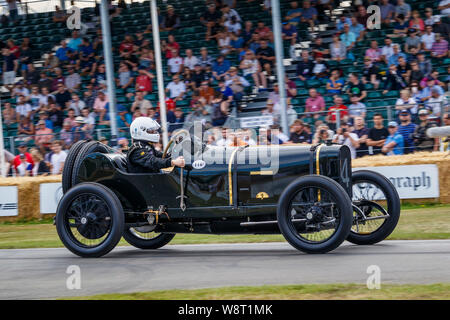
[183,49,199,70]
[221,4,241,23]
[421,25,435,51]
[50,140,67,175]
[438,0,450,17]
[16,95,32,118]
[165,75,186,101]
[167,49,184,75]
[12,82,30,103]
[381,38,395,64]
[332,122,360,159]
[68,93,86,116]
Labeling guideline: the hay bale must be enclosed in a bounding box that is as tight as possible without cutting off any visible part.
[353,152,450,203]
[0,175,62,222]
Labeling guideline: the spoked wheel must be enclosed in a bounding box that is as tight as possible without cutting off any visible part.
[56,183,124,257]
[347,170,400,245]
[123,225,175,249]
[277,175,353,254]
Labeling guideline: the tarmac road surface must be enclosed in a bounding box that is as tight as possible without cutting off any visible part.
[0,240,449,299]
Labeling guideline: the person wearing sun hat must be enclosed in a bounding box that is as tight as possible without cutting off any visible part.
[382,121,405,155]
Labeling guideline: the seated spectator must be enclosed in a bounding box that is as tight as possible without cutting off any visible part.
[397,110,417,154]
[388,14,408,38]
[254,21,273,41]
[212,55,231,81]
[404,29,421,54]
[282,22,297,46]
[285,1,302,26]
[329,34,346,62]
[93,91,109,122]
[183,49,199,71]
[409,10,425,32]
[161,34,180,59]
[300,0,318,28]
[347,73,367,102]
[383,64,407,94]
[361,56,380,89]
[218,79,234,104]
[17,116,35,141]
[35,120,53,146]
[365,40,381,63]
[355,5,369,26]
[305,88,325,119]
[55,40,72,64]
[185,100,212,126]
[135,69,154,94]
[426,88,446,117]
[380,0,396,25]
[167,49,184,76]
[381,38,395,65]
[311,37,330,59]
[431,33,449,58]
[48,102,64,129]
[30,149,49,176]
[349,16,365,41]
[200,3,222,39]
[421,25,435,51]
[438,0,450,17]
[336,15,351,31]
[240,50,266,89]
[224,16,242,35]
[221,4,241,24]
[53,5,67,23]
[161,5,180,31]
[388,44,406,66]
[64,66,81,92]
[288,119,311,144]
[167,107,185,132]
[16,95,32,119]
[216,29,232,55]
[348,95,367,121]
[165,75,186,101]
[340,24,356,53]
[68,93,86,116]
[199,81,215,105]
[312,124,333,144]
[211,92,229,127]
[67,30,82,52]
[352,116,369,157]
[419,78,445,104]
[382,121,405,155]
[311,53,329,79]
[413,109,438,151]
[285,75,297,98]
[396,89,418,117]
[397,56,411,83]
[433,16,450,42]
[327,95,349,130]
[2,102,16,127]
[198,47,214,70]
[54,84,72,109]
[296,50,314,81]
[395,0,411,20]
[224,66,250,102]
[326,69,345,95]
[417,52,432,78]
[332,122,360,159]
[255,40,275,75]
[51,68,65,92]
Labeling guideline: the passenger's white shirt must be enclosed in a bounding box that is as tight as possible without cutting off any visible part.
[50,151,67,174]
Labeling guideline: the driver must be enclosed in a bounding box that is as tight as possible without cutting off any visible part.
[127,117,185,173]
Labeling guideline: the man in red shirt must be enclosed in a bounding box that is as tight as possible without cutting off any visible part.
[327,95,348,130]
[13,143,34,173]
[119,35,134,56]
[135,69,154,94]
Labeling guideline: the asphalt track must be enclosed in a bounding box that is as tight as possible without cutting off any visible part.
[1,240,449,299]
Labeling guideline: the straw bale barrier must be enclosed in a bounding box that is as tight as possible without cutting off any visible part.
[353,152,450,203]
[0,175,61,222]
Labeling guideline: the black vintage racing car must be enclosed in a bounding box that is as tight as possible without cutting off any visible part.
[56,131,400,257]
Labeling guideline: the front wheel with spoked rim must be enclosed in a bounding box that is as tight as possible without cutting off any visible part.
[277,175,353,254]
[347,170,400,245]
[56,182,124,258]
[123,226,175,249]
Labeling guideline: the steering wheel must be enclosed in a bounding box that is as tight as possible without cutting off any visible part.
[162,129,191,159]
[162,128,207,159]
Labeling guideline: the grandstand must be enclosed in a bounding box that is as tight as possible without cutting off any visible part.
[0,0,449,173]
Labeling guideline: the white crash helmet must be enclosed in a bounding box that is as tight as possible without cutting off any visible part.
[130,117,160,143]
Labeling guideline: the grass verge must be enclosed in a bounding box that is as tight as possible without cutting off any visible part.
[0,205,449,249]
[64,283,450,300]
